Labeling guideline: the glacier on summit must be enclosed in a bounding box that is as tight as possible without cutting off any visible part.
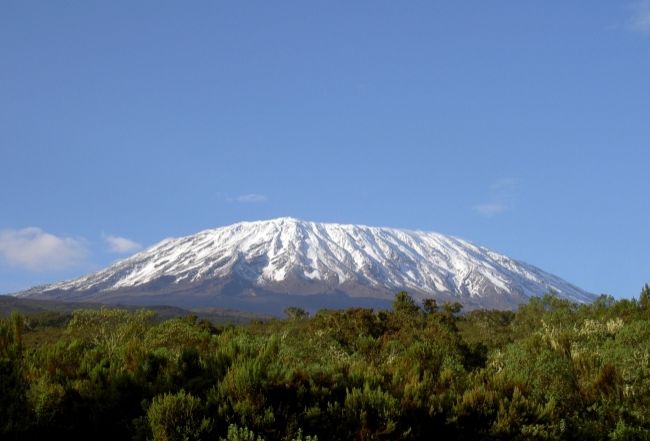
[16,218,593,311]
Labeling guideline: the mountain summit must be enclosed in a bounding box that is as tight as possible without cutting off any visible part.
[16,218,593,312]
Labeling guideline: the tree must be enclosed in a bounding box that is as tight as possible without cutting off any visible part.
[0,312,29,437]
[423,298,438,315]
[392,291,420,316]
[284,307,309,320]
[220,425,263,441]
[639,284,650,310]
[146,390,211,441]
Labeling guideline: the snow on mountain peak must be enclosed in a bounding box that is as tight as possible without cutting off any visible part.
[29,217,593,306]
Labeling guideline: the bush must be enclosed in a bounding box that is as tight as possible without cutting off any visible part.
[146,390,211,441]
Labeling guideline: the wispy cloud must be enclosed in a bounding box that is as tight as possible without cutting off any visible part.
[103,234,143,254]
[627,0,650,33]
[232,193,269,204]
[473,202,508,217]
[0,227,88,271]
[472,178,516,217]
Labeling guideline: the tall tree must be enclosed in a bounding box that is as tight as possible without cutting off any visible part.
[640,283,650,310]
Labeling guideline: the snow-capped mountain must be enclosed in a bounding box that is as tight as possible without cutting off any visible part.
[16,218,594,312]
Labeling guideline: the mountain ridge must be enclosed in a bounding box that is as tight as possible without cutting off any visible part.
[15,217,594,312]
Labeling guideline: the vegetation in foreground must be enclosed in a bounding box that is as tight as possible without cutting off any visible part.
[2,286,650,440]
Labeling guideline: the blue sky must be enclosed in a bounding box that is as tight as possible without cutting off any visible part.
[1,1,649,298]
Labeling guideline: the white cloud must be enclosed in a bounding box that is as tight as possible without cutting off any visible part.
[489,178,516,195]
[472,178,516,217]
[233,193,269,203]
[0,227,88,271]
[628,0,650,33]
[473,203,508,217]
[103,234,143,254]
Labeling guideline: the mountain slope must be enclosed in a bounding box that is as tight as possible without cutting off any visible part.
[16,218,593,312]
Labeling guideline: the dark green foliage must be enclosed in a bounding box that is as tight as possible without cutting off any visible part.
[640,284,650,310]
[392,291,420,317]
[0,312,30,439]
[146,390,211,441]
[3,289,650,440]
[284,307,309,320]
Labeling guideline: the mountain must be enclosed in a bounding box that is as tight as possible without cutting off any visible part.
[0,296,269,324]
[15,217,594,313]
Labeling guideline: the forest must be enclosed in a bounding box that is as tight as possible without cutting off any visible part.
[2,286,650,441]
